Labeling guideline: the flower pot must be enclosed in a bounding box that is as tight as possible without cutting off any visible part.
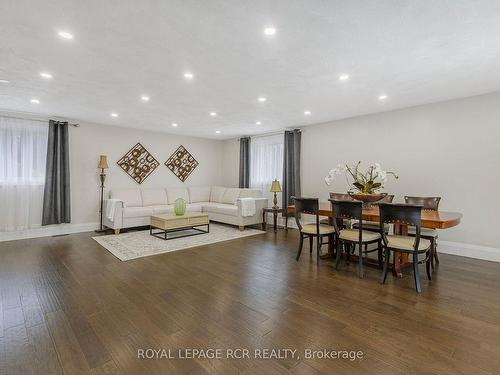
[174,198,186,216]
[348,193,386,208]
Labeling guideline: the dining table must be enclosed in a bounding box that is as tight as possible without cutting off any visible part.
[286,202,462,277]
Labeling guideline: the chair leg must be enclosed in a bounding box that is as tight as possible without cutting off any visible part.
[296,235,304,261]
[413,252,422,293]
[433,239,440,265]
[426,250,432,281]
[335,239,342,270]
[430,237,435,269]
[377,240,383,268]
[379,247,390,284]
[309,235,313,254]
[357,241,364,278]
[316,235,321,266]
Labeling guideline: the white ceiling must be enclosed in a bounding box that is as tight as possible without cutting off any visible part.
[2,0,500,139]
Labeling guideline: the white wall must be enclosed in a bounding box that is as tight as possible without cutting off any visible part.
[222,92,500,253]
[71,121,224,224]
[221,138,240,187]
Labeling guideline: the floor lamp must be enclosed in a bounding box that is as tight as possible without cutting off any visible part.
[95,155,109,233]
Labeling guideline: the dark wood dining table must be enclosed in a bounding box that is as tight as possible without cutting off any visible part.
[286,203,462,277]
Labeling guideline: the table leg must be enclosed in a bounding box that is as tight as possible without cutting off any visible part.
[393,223,409,278]
[285,213,288,230]
[273,212,278,232]
[262,211,266,231]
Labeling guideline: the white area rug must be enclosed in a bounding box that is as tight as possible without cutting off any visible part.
[92,223,265,261]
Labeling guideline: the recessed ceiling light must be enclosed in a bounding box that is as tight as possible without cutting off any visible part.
[256,121,261,125]
[215,130,221,134]
[258,97,267,102]
[0,79,9,83]
[58,30,73,40]
[141,95,150,102]
[30,98,40,104]
[378,94,388,100]
[184,72,194,80]
[171,123,178,127]
[110,112,118,117]
[40,72,53,79]
[339,74,350,81]
[264,27,277,36]
[210,112,217,117]
[304,110,311,115]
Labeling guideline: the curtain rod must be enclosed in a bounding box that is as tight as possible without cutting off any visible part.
[0,112,79,127]
[239,128,301,140]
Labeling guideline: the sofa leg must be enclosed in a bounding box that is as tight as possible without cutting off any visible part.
[239,225,245,231]
[114,228,120,235]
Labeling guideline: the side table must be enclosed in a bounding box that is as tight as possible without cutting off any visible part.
[262,207,285,232]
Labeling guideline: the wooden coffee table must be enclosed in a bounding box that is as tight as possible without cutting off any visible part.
[150,212,209,240]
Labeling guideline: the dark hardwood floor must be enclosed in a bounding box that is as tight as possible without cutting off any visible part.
[1,227,500,374]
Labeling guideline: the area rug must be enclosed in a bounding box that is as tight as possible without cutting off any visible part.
[92,223,265,261]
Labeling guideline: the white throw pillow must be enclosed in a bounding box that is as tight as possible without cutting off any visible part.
[210,186,227,203]
[239,189,263,198]
[110,189,142,207]
[166,187,189,204]
[141,189,168,206]
[189,186,211,203]
[221,188,241,205]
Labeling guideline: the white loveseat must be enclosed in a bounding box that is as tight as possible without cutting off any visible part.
[102,186,268,233]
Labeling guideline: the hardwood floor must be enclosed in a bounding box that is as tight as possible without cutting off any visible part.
[1,227,500,374]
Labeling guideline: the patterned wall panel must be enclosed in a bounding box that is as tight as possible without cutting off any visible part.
[164,145,199,182]
[117,142,159,184]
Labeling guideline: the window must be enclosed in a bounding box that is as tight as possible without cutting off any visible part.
[250,133,283,201]
[0,116,48,231]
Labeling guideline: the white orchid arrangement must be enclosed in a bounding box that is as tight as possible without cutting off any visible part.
[325,161,398,194]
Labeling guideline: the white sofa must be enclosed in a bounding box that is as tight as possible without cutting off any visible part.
[102,186,268,233]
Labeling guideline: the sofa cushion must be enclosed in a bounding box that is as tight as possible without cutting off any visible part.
[186,203,204,212]
[210,186,226,203]
[221,188,240,205]
[150,205,173,215]
[123,206,153,218]
[189,186,211,203]
[110,189,142,207]
[166,187,189,204]
[202,203,239,217]
[238,189,263,198]
[141,189,168,206]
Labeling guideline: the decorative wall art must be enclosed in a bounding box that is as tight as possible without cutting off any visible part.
[165,145,199,182]
[117,142,160,184]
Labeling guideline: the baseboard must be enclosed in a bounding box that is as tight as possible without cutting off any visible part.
[438,241,500,263]
[0,222,98,242]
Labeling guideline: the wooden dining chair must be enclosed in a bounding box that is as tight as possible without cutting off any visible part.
[352,194,395,233]
[404,196,441,268]
[293,197,335,266]
[321,192,354,226]
[330,199,382,278]
[378,203,432,293]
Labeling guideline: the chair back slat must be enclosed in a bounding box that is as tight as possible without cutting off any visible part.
[373,194,395,205]
[329,199,363,236]
[378,203,423,227]
[329,192,354,201]
[404,196,441,211]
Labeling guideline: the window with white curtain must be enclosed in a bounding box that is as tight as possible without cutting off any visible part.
[0,116,48,231]
[250,133,284,202]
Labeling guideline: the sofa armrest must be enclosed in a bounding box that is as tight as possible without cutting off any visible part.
[102,199,124,229]
[236,197,269,217]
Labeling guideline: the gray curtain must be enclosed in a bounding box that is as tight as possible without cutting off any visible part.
[282,129,301,210]
[239,137,250,188]
[42,120,71,225]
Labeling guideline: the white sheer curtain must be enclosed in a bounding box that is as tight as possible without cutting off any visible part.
[250,133,284,203]
[0,116,48,231]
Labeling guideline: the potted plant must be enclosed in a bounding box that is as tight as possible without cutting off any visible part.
[325,161,398,206]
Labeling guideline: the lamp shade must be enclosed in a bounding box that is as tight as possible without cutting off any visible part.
[98,155,109,169]
[270,179,282,192]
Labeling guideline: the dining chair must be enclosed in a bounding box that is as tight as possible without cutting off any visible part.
[330,199,382,278]
[322,192,354,226]
[293,197,335,266]
[404,196,441,268]
[378,203,432,293]
[352,194,395,233]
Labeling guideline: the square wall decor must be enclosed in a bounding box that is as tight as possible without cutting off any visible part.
[165,145,199,182]
[117,142,160,184]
